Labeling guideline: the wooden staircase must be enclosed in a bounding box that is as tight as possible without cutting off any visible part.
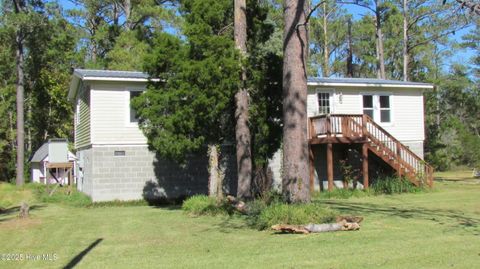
[308,114,434,187]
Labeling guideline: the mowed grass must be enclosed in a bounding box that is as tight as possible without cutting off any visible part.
[0,172,479,269]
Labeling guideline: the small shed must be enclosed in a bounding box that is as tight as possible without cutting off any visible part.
[30,139,76,185]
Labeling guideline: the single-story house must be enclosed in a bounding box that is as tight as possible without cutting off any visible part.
[68,69,433,201]
[30,138,76,185]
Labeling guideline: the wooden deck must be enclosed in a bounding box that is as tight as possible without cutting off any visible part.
[308,114,434,192]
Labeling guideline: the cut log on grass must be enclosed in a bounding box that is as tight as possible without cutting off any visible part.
[271,224,310,234]
[18,202,29,218]
[304,223,345,233]
[271,218,362,234]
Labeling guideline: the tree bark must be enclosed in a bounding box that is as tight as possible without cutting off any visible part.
[322,2,329,77]
[374,0,386,79]
[346,17,354,77]
[14,0,25,186]
[402,0,409,81]
[282,0,310,203]
[208,144,223,202]
[234,0,252,199]
[123,0,133,30]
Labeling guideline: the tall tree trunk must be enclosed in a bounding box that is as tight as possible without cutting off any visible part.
[282,0,310,203]
[234,0,252,199]
[322,2,329,77]
[208,144,223,202]
[402,0,409,81]
[14,0,25,186]
[123,0,133,30]
[346,17,354,78]
[26,93,32,153]
[374,1,386,79]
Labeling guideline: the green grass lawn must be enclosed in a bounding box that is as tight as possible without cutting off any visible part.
[0,173,479,269]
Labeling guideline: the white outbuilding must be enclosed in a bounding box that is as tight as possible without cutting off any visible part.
[30,138,76,185]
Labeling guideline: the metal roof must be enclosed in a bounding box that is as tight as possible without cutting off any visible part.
[307,77,434,88]
[69,69,156,101]
[30,143,49,162]
[30,139,74,163]
[73,69,150,80]
[68,69,434,101]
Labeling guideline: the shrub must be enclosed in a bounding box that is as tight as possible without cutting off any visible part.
[372,176,423,194]
[252,202,337,230]
[182,195,232,216]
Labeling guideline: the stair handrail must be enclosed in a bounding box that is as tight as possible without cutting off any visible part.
[364,115,434,186]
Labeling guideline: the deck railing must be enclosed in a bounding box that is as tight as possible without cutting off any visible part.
[309,114,364,138]
[308,114,434,186]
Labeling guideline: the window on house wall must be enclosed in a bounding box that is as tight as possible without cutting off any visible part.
[363,95,374,118]
[317,92,330,114]
[129,91,141,123]
[379,95,391,123]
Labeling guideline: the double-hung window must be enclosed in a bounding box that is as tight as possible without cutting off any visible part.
[362,94,391,124]
[379,95,391,123]
[363,95,374,119]
[317,92,331,114]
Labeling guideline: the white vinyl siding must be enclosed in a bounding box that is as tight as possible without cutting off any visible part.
[307,85,425,142]
[90,81,147,145]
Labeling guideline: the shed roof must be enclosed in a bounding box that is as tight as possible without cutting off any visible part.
[30,143,49,162]
[30,139,75,163]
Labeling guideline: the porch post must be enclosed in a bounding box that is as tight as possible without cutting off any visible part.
[327,143,333,191]
[309,146,315,194]
[362,143,369,189]
[396,142,402,177]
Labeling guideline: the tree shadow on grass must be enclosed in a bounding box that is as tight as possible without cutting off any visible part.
[0,204,46,222]
[63,238,103,269]
[195,215,250,234]
[321,200,480,234]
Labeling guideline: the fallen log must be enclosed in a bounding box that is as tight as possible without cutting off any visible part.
[271,224,310,234]
[271,218,362,234]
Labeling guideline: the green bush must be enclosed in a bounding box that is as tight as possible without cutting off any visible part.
[372,176,423,194]
[252,202,337,230]
[182,195,232,216]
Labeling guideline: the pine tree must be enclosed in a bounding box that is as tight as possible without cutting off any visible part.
[282,0,310,203]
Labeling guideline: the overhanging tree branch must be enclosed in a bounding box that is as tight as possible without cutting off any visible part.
[296,0,327,29]
[448,0,480,15]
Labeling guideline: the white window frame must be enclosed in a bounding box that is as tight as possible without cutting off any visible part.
[359,92,393,126]
[125,88,145,127]
[315,88,335,115]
